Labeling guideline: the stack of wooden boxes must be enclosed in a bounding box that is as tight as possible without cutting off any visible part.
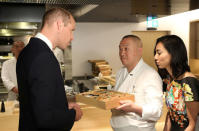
[88,60,112,76]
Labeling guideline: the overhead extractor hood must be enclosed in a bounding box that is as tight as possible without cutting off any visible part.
[0,22,39,36]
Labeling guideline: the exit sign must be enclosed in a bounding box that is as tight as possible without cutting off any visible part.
[147,15,158,30]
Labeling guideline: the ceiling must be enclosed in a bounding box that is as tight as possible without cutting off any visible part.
[0,0,199,36]
[74,0,199,22]
[0,0,199,22]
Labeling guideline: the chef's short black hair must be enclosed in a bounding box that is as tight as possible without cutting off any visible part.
[121,35,142,48]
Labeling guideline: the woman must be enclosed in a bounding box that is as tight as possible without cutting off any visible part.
[154,35,199,131]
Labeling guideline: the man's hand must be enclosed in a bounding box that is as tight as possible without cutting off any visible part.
[116,100,142,117]
[11,87,18,94]
[69,103,83,121]
[116,100,135,112]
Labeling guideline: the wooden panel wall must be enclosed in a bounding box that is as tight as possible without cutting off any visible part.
[132,31,169,69]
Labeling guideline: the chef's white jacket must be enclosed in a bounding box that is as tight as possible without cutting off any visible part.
[53,47,64,64]
[111,58,163,129]
[1,57,18,100]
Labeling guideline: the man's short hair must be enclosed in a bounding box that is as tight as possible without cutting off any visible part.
[122,35,143,48]
[41,7,72,29]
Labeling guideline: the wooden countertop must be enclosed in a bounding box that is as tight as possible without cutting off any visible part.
[0,101,165,131]
[72,103,112,131]
[0,101,19,131]
[0,101,112,131]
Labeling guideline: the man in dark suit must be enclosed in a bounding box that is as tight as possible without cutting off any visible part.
[16,8,82,131]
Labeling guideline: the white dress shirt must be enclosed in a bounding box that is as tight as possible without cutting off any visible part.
[35,33,53,50]
[1,57,18,100]
[111,58,163,129]
[35,33,63,70]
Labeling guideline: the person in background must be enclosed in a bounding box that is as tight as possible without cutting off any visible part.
[1,41,25,101]
[16,8,82,131]
[111,35,163,131]
[53,47,64,75]
[53,47,64,65]
[154,35,199,131]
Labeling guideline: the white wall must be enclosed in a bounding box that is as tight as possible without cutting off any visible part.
[72,23,142,76]
[141,9,199,56]
[72,9,199,77]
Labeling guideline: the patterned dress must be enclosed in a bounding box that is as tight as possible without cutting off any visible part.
[166,77,199,130]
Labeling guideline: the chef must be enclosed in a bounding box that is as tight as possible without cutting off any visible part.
[1,41,25,100]
[111,35,163,131]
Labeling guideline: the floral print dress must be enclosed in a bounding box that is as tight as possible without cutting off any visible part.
[166,77,199,130]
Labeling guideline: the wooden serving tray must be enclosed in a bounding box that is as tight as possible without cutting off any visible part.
[76,89,134,110]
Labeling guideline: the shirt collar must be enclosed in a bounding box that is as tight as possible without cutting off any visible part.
[128,58,144,76]
[35,33,53,50]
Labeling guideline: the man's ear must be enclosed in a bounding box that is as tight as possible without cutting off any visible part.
[56,20,64,32]
[138,47,143,55]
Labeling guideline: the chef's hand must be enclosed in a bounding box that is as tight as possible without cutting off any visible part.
[69,103,83,121]
[116,100,135,112]
[116,100,142,116]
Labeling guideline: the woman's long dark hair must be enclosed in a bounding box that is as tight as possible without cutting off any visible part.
[154,35,190,79]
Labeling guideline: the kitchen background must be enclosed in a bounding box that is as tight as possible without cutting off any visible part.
[0,0,199,99]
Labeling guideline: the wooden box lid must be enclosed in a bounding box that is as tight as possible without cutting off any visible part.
[76,89,134,110]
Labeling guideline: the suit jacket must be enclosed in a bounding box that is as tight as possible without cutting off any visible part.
[16,38,76,131]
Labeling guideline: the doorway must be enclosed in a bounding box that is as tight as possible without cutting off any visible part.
[132,31,169,69]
